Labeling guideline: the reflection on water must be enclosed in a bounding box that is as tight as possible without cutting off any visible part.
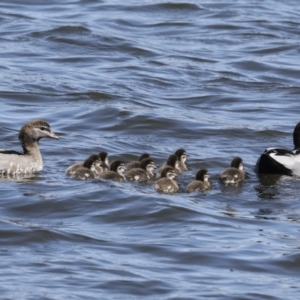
[255,173,282,200]
[218,181,244,196]
[0,173,39,183]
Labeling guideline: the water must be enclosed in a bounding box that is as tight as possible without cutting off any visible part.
[1,0,300,299]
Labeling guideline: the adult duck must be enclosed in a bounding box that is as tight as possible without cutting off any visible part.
[255,121,300,176]
[0,119,59,176]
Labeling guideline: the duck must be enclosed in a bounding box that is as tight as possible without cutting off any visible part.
[187,169,211,193]
[0,119,59,176]
[175,148,188,172]
[98,160,126,182]
[154,166,179,193]
[65,151,109,176]
[156,154,180,179]
[69,154,101,180]
[255,121,300,176]
[125,158,156,182]
[220,157,245,185]
[126,153,150,171]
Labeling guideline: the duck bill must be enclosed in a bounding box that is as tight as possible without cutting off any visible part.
[49,131,59,139]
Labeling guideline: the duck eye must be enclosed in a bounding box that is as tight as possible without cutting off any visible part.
[40,127,46,131]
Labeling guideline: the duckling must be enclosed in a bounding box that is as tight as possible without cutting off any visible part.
[66,154,101,176]
[69,154,101,180]
[126,153,150,171]
[187,169,210,193]
[156,154,180,179]
[65,160,84,176]
[98,160,126,182]
[98,151,109,171]
[125,158,156,182]
[220,157,245,185]
[154,166,179,193]
[175,148,188,172]
[65,151,109,176]
[0,119,59,176]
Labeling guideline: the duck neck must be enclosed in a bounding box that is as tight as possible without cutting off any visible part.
[118,172,125,180]
[293,124,300,149]
[147,169,154,176]
[22,140,43,166]
[205,180,211,187]
[146,170,154,179]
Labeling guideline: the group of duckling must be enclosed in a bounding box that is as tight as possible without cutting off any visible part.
[65,148,245,194]
[0,119,245,193]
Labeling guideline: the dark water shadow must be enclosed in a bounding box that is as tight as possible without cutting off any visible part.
[254,173,283,200]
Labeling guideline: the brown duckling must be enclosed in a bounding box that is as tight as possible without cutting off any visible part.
[187,169,210,193]
[156,154,180,179]
[126,153,150,171]
[154,166,179,194]
[175,148,188,172]
[125,158,156,182]
[98,160,126,182]
[69,154,101,180]
[220,157,245,185]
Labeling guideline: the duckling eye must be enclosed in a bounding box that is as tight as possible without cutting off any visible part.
[40,127,46,131]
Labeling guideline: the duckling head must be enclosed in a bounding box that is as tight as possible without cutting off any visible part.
[175,148,187,163]
[83,154,100,171]
[195,169,209,181]
[139,153,150,161]
[231,157,243,170]
[161,166,177,180]
[110,160,126,175]
[99,151,109,165]
[140,158,156,172]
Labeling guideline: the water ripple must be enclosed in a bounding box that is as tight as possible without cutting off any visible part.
[1,0,300,299]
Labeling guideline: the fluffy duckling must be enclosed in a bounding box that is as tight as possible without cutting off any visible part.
[98,151,109,172]
[65,151,109,176]
[0,119,59,176]
[187,169,210,193]
[125,158,156,182]
[175,148,188,172]
[69,154,101,180]
[156,154,180,179]
[66,160,84,176]
[98,160,126,182]
[65,153,101,176]
[126,153,150,171]
[220,157,245,185]
[154,166,179,194]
